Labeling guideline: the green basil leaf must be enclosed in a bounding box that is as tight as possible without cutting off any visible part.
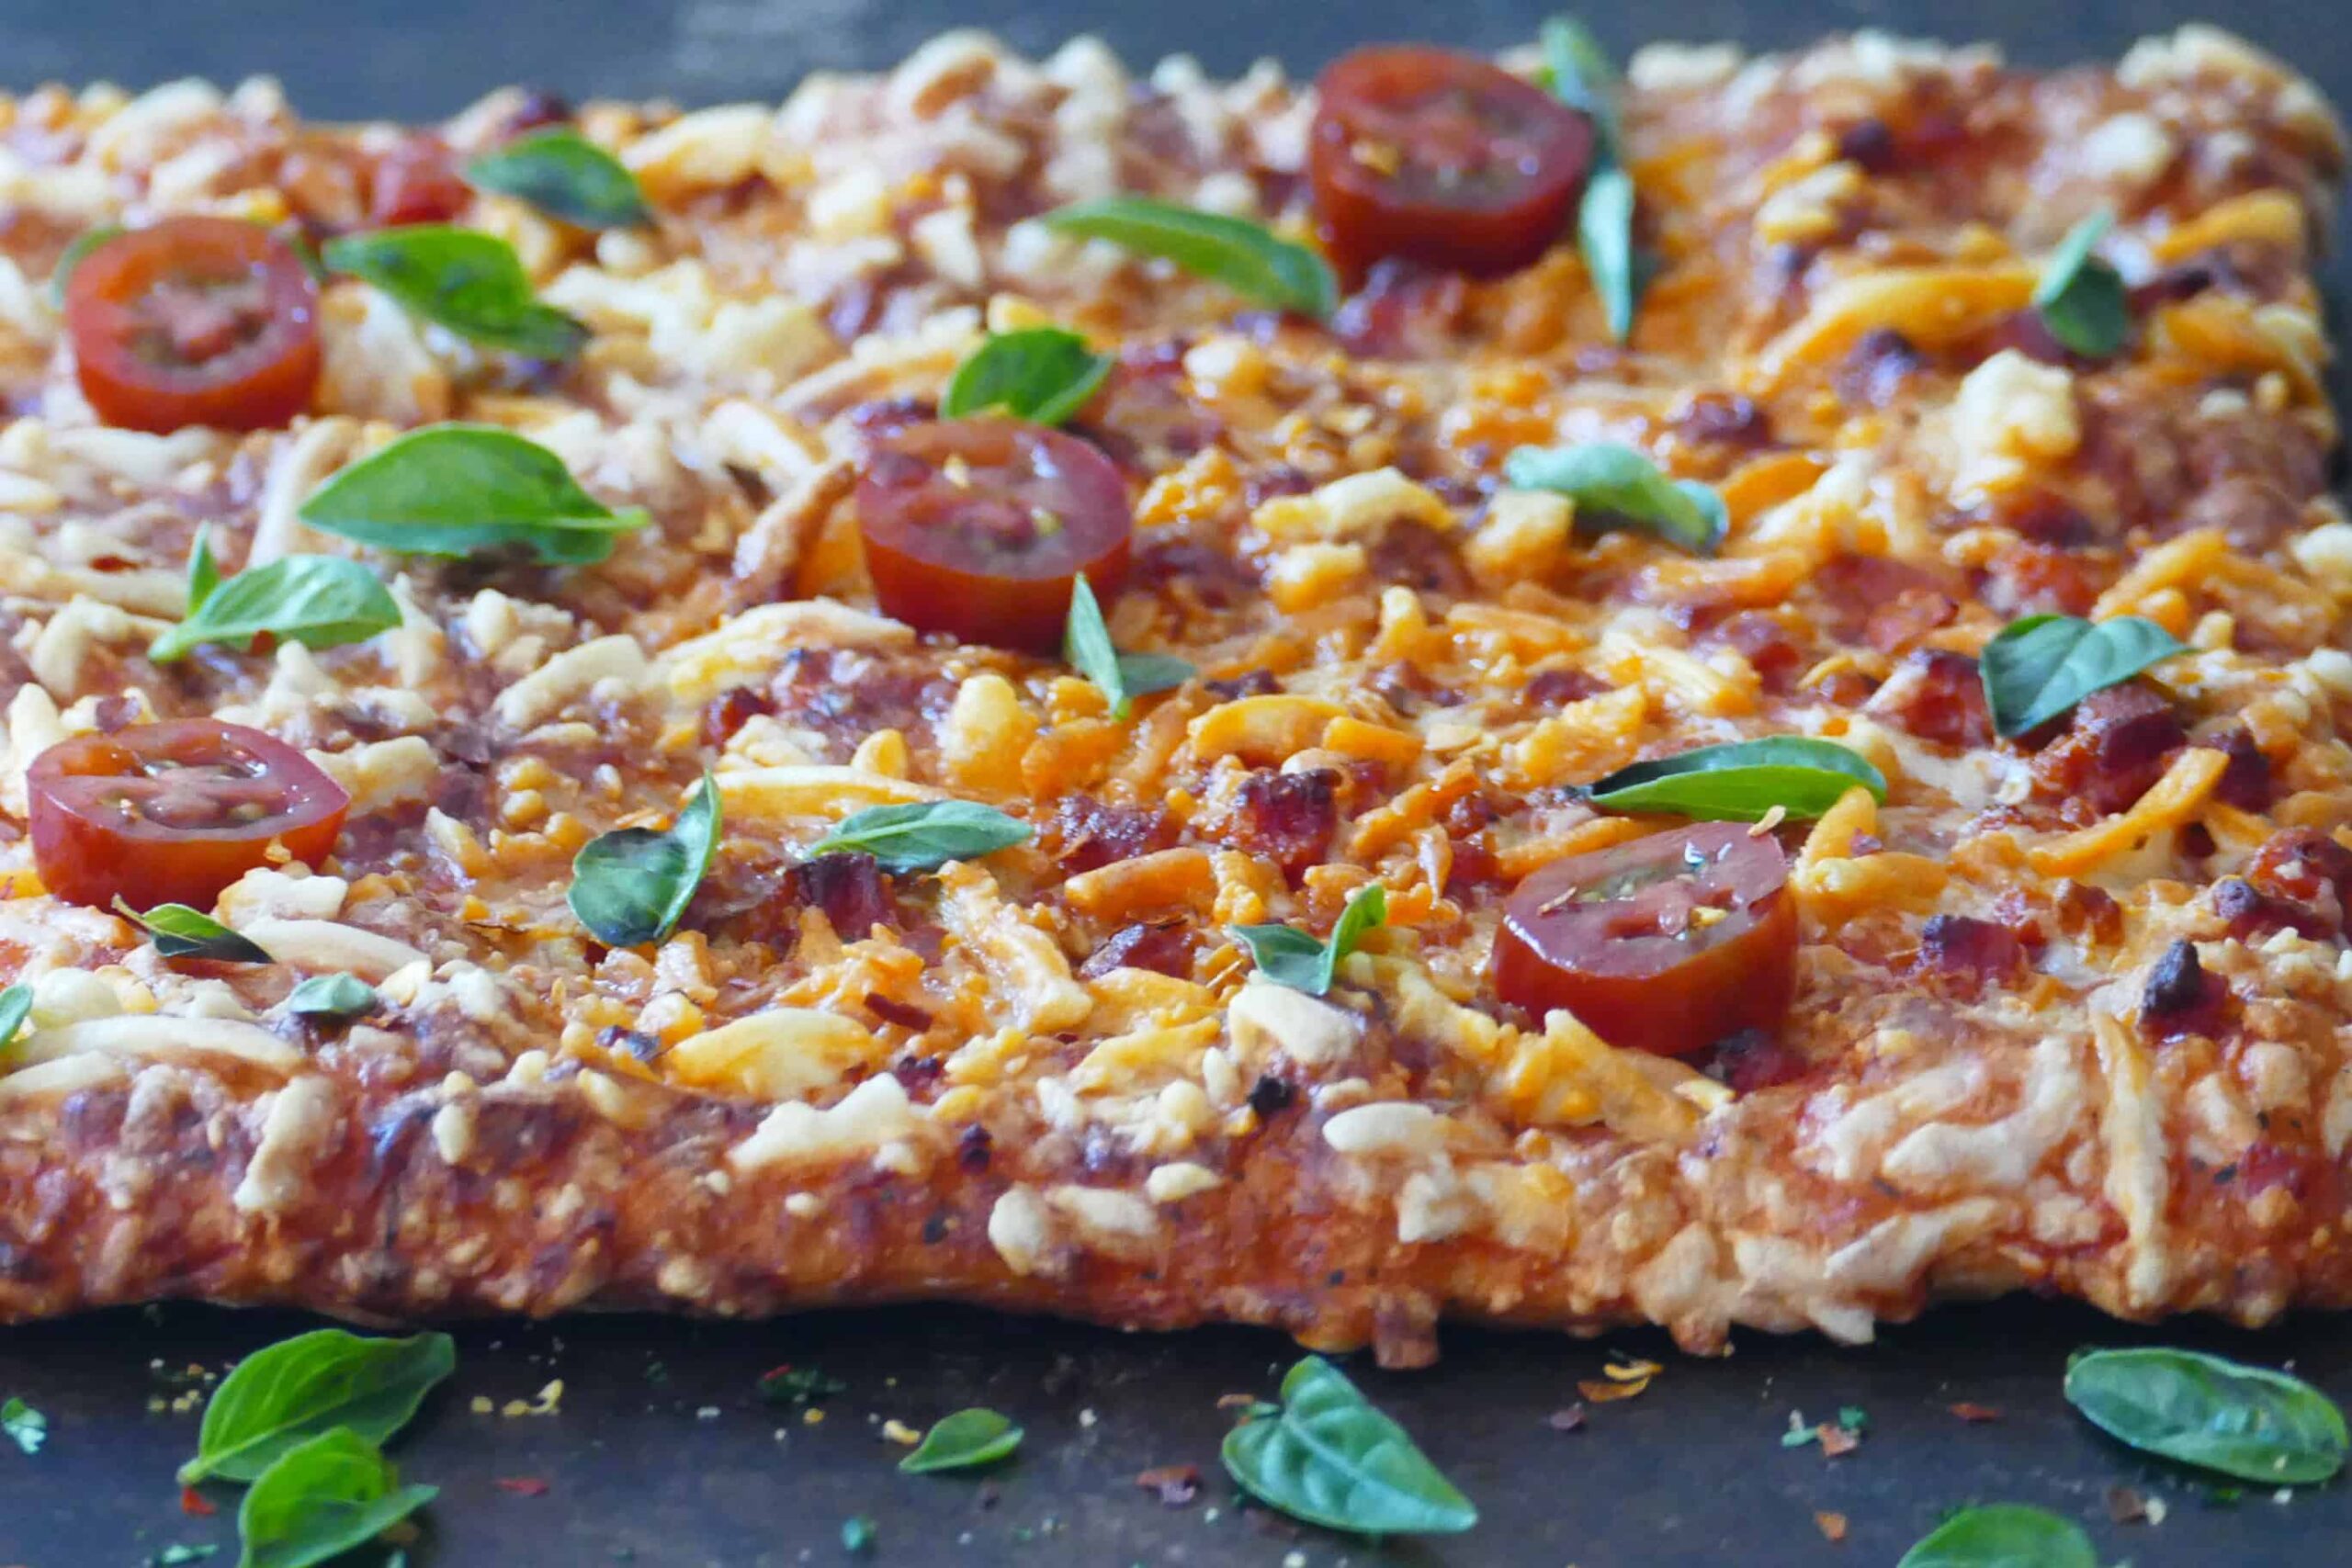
[0,983,32,1058]
[807,800,1031,876]
[2033,211,2129,359]
[49,223,125,308]
[187,525,224,615]
[1540,17,1619,145]
[299,423,650,566]
[282,973,379,1019]
[117,899,274,964]
[568,770,721,947]
[464,129,650,229]
[1222,1357,1476,1536]
[941,328,1113,427]
[1896,1504,2095,1568]
[1064,574,1193,719]
[1587,737,1887,821]
[1229,883,1385,997]
[1043,197,1337,321]
[235,1427,436,1568]
[183,1328,457,1485]
[1504,442,1724,554]
[899,1407,1023,1473]
[150,554,401,663]
[2064,1347,2347,1484]
[321,225,587,358]
[2,1395,46,1455]
[1577,166,1641,344]
[1978,614,2187,739]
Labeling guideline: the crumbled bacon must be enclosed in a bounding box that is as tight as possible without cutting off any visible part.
[701,686,776,747]
[1330,258,1470,357]
[1043,795,1177,875]
[2052,881,2123,948]
[2029,684,2185,816]
[956,1124,992,1171]
[1912,913,2026,989]
[2174,474,2309,553]
[1204,669,1282,700]
[865,993,934,1032]
[2209,875,2323,942]
[2139,939,2227,1040]
[1705,1030,1810,1094]
[1977,541,2104,617]
[1871,649,1991,749]
[1671,390,1775,449]
[782,852,897,939]
[888,1054,945,1090]
[1702,612,1806,694]
[2230,1140,2330,1205]
[1223,768,1340,877]
[1837,327,1924,407]
[2247,827,2352,929]
[2210,724,2274,810]
[1522,665,1609,707]
[1833,117,1898,172]
[1078,921,1197,979]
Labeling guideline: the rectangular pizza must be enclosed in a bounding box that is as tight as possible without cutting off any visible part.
[0,20,2343,1371]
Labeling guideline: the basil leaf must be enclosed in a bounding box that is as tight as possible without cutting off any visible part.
[807,800,1031,875]
[1539,16,1620,155]
[1043,197,1337,321]
[2064,1347,2347,1484]
[1229,883,1385,997]
[150,554,401,663]
[568,770,721,947]
[299,423,650,566]
[282,973,378,1019]
[0,983,31,1058]
[1065,575,1193,719]
[1896,1504,2095,1568]
[2033,211,2129,360]
[49,223,125,307]
[941,328,1113,427]
[235,1427,436,1568]
[1222,1357,1476,1536]
[187,526,224,615]
[1504,442,1725,554]
[117,899,273,964]
[2,1395,45,1455]
[321,225,587,358]
[1978,614,2186,739]
[1587,737,1887,821]
[464,129,650,230]
[1541,19,1644,342]
[899,1408,1023,1473]
[183,1328,457,1485]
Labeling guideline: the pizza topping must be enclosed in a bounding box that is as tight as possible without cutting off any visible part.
[2063,1348,2346,1484]
[1585,737,1885,821]
[1042,197,1337,320]
[116,900,274,964]
[148,528,402,664]
[805,800,1032,875]
[2033,210,2131,359]
[463,129,650,229]
[568,772,721,948]
[64,216,322,434]
[781,851,899,939]
[1896,1505,2096,1568]
[1912,913,2027,989]
[232,1427,438,1568]
[299,423,650,565]
[941,327,1113,427]
[856,418,1135,651]
[1871,649,1994,750]
[1541,17,1640,340]
[368,134,471,228]
[1221,1357,1476,1537]
[321,225,588,358]
[2027,684,2187,816]
[1228,883,1385,997]
[0,986,29,1060]
[1063,576,1193,718]
[1494,822,1797,1057]
[182,1328,456,1485]
[28,720,351,913]
[1978,613,2188,737]
[1503,442,1727,554]
[1309,44,1595,282]
[1222,767,1342,877]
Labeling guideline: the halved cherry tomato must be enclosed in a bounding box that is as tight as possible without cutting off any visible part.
[370,133,471,227]
[64,217,321,434]
[28,719,350,913]
[1310,45,1596,282]
[856,419,1134,652]
[1493,822,1797,1056]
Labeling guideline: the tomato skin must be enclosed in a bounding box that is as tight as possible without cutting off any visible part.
[28,719,350,913]
[1310,45,1596,282]
[65,218,321,434]
[1492,822,1798,1057]
[370,134,471,227]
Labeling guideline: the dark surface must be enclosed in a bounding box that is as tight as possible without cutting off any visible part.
[2,2,2351,1564]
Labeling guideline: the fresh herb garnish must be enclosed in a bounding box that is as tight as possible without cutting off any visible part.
[182,1328,456,1485]
[0,984,31,1058]
[806,800,1032,875]
[1586,737,1884,821]
[1222,1357,1476,1537]
[49,223,125,307]
[187,525,224,612]
[151,1547,220,1566]
[840,1515,876,1552]
[1042,197,1337,321]
[2,1395,46,1455]
[321,225,587,358]
[116,899,274,964]
[1064,575,1193,719]
[299,424,650,566]
[1504,442,1726,554]
[567,770,721,948]
[464,129,650,230]
[149,537,401,664]
[1895,1504,2095,1568]
[281,973,379,1019]
[234,1427,436,1568]
[1228,883,1386,998]
[1978,614,2187,739]
[1541,17,1642,341]
[2033,211,2129,360]
[2064,1347,2346,1484]
[755,1365,846,1405]
[899,1408,1023,1473]
[941,327,1114,427]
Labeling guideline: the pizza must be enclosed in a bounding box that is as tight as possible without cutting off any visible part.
[0,21,2344,1370]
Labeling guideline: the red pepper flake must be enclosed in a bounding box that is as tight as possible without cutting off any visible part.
[179,1488,215,1517]
[1545,1404,1588,1433]
[1135,1463,1202,1506]
[2105,1484,2150,1524]
[1948,1402,2003,1423]
[1816,1423,1861,1458]
[494,1477,551,1497]
[1815,1510,1849,1542]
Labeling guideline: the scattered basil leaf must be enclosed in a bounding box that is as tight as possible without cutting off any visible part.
[149,554,402,663]
[464,129,650,229]
[0,984,31,1058]
[1586,737,1887,821]
[1539,16,1620,153]
[840,1516,876,1553]
[807,800,1031,875]
[117,899,274,964]
[1223,1357,1476,1537]
[1978,614,2187,739]
[1541,18,1643,341]
[755,1365,845,1405]
[2064,1347,2347,1484]
[235,1427,436,1568]
[899,1408,1023,1473]
[49,223,125,307]
[942,327,1114,427]
[282,973,379,1019]
[2,1395,45,1455]
[1229,883,1385,998]
[1896,1504,2095,1568]
[1064,575,1193,719]
[2033,211,2129,359]
[299,423,650,566]
[321,225,587,358]
[1504,442,1725,554]
[182,1328,457,1485]
[187,525,224,615]
[1043,197,1337,321]
[568,770,721,948]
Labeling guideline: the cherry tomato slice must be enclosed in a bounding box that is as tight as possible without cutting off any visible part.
[1493,822,1798,1057]
[856,418,1134,652]
[370,134,471,227]
[65,217,322,434]
[1310,45,1596,282]
[28,719,351,913]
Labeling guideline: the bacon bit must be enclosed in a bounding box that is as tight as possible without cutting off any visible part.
[1815,1511,1849,1543]
[493,1477,551,1497]
[1545,1404,1588,1433]
[1577,1377,1650,1404]
[1136,1463,1203,1506]
[1948,1402,2004,1423]
[180,1487,215,1517]
[1816,1423,1861,1458]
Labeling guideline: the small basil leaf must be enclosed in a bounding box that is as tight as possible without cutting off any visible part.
[1577,166,1642,344]
[807,800,1031,876]
[1,1395,44,1455]
[117,899,274,964]
[299,423,650,566]
[2033,211,2129,360]
[1222,1357,1476,1536]
[1587,737,1887,821]
[899,1408,1023,1473]
[187,525,223,615]
[184,1329,456,1485]
[235,1427,436,1568]
[464,129,650,229]
[1978,614,2187,738]
[1504,442,1724,554]
[1229,883,1385,997]
[1043,197,1337,321]
[1896,1504,2095,1568]
[282,973,378,1019]
[149,555,402,663]
[321,225,587,358]
[568,770,721,947]
[2064,1347,2347,1484]
[941,328,1113,427]
[50,223,125,307]
[1064,575,1193,719]
[1539,16,1620,155]
[0,982,32,1057]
